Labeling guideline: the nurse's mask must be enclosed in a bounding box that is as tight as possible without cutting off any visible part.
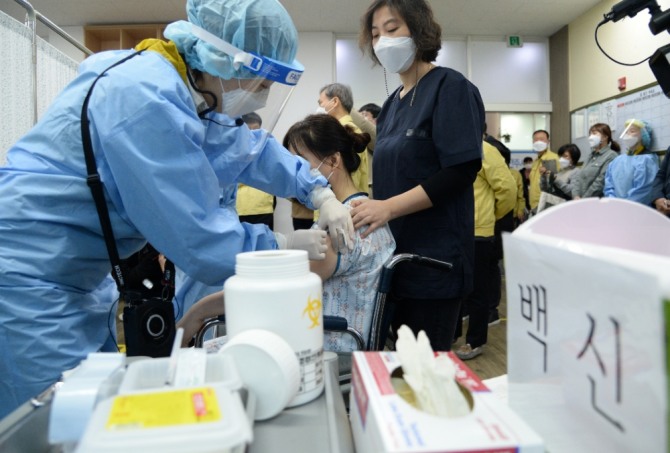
[373,36,416,74]
[221,79,270,118]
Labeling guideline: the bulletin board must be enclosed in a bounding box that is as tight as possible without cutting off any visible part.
[570,83,670,153]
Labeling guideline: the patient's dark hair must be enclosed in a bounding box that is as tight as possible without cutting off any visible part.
[283,114,370,174]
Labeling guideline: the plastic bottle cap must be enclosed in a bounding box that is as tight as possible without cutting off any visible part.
[219,329,300,421]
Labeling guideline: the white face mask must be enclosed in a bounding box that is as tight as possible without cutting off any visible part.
[532,141,548,153]
[315,99,335,115]
[373,36,417,74]
[620,134,639,151]
[588,134,601,148]
[220,80,269,117]
[315,158,335,181]
[524,163,532,170]
[559,157,571,167]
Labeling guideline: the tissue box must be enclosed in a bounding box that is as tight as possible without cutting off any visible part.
[350,351,543,453]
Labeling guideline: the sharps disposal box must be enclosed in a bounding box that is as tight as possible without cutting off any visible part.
[224,250,324,407]
[76,384,252,453]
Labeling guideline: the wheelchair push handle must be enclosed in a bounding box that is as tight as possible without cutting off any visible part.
[410,255,454,271]
[378,253,453,294]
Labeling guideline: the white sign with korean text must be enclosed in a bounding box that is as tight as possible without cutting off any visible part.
[503,198,670,453]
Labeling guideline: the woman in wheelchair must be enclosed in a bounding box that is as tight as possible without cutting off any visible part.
[179,114,396,351]
[283,114,396,352]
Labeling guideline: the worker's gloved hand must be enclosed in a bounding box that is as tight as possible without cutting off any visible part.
[310,186,355,252]
[274,230,328,260]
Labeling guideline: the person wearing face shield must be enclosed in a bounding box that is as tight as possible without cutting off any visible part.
[529,129,560,214]
[0,0,354,418]
[603,119,660,205]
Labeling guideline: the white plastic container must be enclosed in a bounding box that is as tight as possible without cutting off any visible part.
[118,353,242,394]
[224,250,324,407]
[76,384,251,453]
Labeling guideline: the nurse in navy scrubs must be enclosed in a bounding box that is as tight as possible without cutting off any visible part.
[351,0,485,351]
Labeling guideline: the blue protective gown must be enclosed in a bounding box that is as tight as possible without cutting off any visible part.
[604,153,659,205]
[0,48,324,416]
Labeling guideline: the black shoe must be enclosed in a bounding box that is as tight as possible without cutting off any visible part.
[488,310,500,326]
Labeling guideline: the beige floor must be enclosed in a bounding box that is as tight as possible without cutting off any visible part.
[452,277,508,380]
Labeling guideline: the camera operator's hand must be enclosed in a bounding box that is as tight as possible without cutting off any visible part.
[654,197,670,216]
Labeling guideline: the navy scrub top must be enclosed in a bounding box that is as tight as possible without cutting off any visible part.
[373,66,484,300]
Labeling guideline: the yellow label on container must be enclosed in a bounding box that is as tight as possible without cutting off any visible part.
[105,387,221,430]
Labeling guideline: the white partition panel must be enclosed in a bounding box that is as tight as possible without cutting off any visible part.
[0,10,78,167]
[1,11,33,166]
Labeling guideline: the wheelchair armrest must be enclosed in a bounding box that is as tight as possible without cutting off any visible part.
[323,315,365,351]
[193,314,226,348]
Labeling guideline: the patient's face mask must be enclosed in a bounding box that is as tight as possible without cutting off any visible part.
[220,79,270,118]
[315,158,335,181]
[559,157,571,168]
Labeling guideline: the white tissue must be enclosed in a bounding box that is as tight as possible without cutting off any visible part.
[395,325,470,418]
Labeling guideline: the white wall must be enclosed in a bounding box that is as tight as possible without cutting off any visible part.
[470,38,551,111]
[47,26,87,62]
[335,35,551,113]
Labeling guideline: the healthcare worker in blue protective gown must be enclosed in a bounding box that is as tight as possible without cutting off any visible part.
[0,0,354,417]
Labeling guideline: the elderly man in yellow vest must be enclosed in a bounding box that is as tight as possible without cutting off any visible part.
[316,83,370,193]
[291,83,374,226]
[528,129,559,213]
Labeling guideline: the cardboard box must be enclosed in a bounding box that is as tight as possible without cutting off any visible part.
[350,351,544,453]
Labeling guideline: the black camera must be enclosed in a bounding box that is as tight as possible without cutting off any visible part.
[603,0,670,97]
[123,291,176,358]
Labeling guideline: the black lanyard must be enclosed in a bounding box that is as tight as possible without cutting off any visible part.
[80,50,143,294]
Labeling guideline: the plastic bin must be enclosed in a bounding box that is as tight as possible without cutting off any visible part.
[118,353,242,394]
[76,384,251,453]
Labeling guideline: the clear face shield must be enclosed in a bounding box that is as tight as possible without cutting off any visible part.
[191,25,304,132]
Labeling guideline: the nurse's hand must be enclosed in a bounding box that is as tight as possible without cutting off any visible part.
[317,197,355,252]
[289,230,328,260]
[275,230,328,260]
[350,198,391,239]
